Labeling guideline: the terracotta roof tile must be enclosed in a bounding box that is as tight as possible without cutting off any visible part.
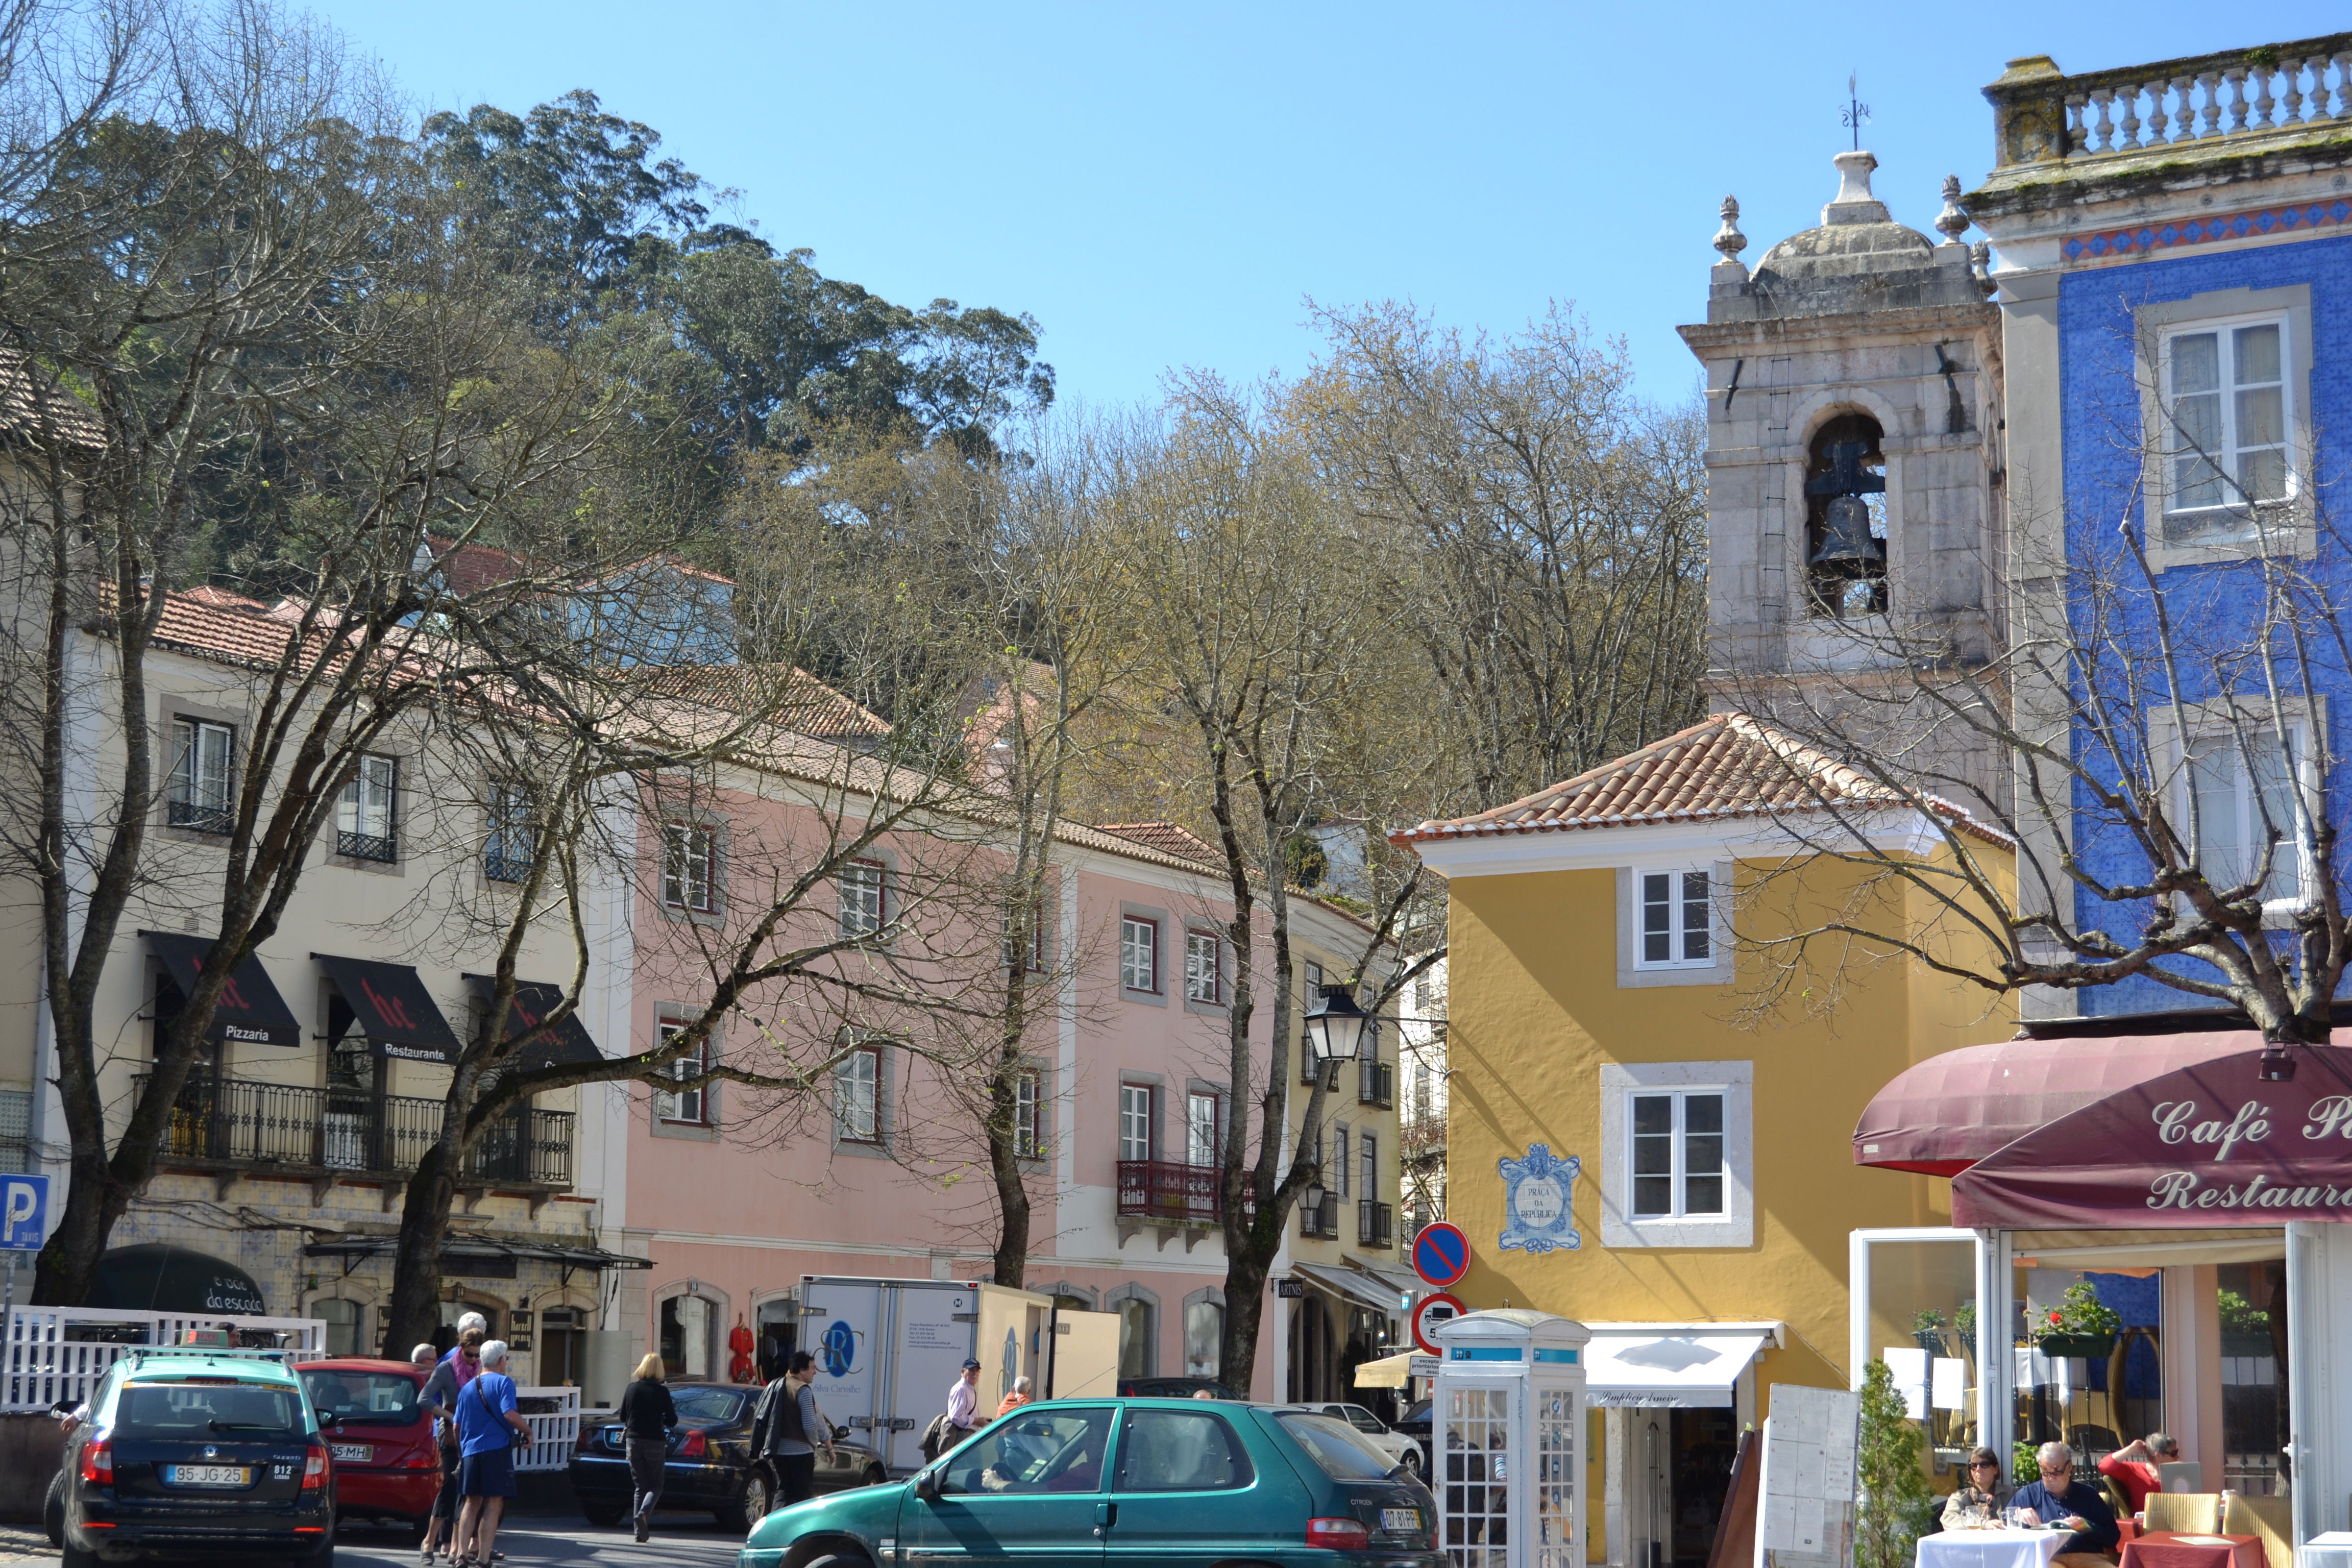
[0,350,104,451]
[1394,712,2008,847]
[629,663,889,741]
[1092,822,1225,866]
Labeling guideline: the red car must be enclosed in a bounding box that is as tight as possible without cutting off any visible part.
[296,1358,442,1542]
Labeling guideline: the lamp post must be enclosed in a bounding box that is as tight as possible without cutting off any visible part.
[1303,984,1368,1067]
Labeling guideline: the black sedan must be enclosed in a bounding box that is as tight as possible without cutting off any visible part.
[568,1381,887,1532]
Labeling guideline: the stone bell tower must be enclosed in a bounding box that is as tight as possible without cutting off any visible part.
[1677,150,2006,795]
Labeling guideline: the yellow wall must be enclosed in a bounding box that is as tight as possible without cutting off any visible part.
[1441,851,2014,1406]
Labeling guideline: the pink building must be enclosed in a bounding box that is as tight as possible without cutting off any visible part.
[594,741,1406,1410]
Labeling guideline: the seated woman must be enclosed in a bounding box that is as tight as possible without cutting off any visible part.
[1943,1448,2015,1528]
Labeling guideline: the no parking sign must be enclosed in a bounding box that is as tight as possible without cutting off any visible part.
[1411,1221,1469,1289]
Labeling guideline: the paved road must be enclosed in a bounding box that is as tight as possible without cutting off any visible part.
[2,1515,749,1566]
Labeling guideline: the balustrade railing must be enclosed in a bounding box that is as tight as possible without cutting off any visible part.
[1298,1193,1340,1240]
[1358,1199,1394,1249]
[1116,1159,1222,1227]
[135,1073,571,1187]
[1990,36,2352,168]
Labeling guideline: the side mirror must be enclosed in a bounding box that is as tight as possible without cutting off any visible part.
[914,1468,940,1503]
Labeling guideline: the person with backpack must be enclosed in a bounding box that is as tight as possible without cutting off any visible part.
[618,1354,677,1542]
[750,1351,836,1509]
[453,1339,529,1568]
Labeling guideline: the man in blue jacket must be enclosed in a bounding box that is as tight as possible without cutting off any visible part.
[2013,1441,2120,1568]
[454,1338,531,1567]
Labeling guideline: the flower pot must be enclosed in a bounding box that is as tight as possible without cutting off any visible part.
[2036,1332,2115,1359]
[2219,1331,2274,1358]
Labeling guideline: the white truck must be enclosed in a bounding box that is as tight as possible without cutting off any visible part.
[796,1275,1121,1473]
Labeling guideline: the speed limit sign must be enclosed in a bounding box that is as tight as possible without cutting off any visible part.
[1411,1292,1464,1356]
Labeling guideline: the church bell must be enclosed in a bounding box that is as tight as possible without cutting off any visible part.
[1809,493,1884,569]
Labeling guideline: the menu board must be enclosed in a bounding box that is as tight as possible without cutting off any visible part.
[1753,1383,1859,1568]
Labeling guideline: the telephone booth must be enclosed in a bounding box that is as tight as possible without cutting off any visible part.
[1430,1308,1590,1568]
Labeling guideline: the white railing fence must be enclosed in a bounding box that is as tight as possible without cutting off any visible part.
[4,1306,328,1412]
[513,1385,580,1473]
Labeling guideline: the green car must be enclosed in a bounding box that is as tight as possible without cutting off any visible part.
[736,1396,1440,1567]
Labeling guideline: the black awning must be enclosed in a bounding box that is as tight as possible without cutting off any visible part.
[300,1235,650,1273]
[313,954,461,1063]
[142,932,301,1048]
[465,977,601,1070]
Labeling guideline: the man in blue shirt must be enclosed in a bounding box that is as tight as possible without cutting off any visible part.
[454,1338,530,1566]
[2013,1440,2120,1567]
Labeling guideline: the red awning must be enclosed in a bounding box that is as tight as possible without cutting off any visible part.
[1951,1043,2352,1229]
[1852,1031,2264,1175]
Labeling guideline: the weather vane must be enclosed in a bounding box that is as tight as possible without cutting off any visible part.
[1843,72,1872,150]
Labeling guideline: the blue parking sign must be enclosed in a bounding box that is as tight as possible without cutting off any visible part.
[2,1174,48,1251]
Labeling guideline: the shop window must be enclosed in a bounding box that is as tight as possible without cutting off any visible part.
[660,1292,715,1379]
[316,1298,363,1358]
[1116,1294,1157,1379]
[1184,1298,1222,1379]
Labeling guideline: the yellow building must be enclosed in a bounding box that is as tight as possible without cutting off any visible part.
[1396,713,2014,1568]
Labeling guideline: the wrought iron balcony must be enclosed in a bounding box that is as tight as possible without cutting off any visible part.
[167,798,234,835]
[1358,1199,1394,1249]
[1298,1193,1339,1240]
[336,829,398,863]
[483,850,532,885]
[1358,1059,1394,1108]
[136,1073,572,1188]
[1116,1159,1222,1228]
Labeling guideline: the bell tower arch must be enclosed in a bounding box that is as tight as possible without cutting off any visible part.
[1678,153,2006,791]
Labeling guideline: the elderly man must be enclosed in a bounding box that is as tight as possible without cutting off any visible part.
[945,1358,984,1443]
[2014,1441,2120,1568]
[2099,1432,2180,1516]
[453,1339,531,1568]
[996,1376,1033,1418]
[410,1344,461,1565]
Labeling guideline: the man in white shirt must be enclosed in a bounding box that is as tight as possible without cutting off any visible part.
[945,1358,983,1440]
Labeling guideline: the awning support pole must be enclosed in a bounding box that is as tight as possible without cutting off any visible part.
[1975,1228,2013,1468]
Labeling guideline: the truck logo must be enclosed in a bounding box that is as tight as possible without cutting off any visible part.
[820,1319,861,1378]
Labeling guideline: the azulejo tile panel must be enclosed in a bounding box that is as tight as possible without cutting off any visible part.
[2063,201,2352,262]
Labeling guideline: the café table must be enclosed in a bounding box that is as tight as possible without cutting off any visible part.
[1917,1528,2069,1568]
[2116,1531,2263,1568]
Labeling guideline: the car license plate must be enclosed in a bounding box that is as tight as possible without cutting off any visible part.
[1383,1507,1421,1533]
[331,1443,371,1464]
[169,1464,250,1487]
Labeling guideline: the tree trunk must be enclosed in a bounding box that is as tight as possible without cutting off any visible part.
[1221,1246,1271,1395]
[986,970,1033,1288]
[382,1140,461,1355]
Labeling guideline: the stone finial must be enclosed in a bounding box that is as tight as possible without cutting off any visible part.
[1823,149,1890,225]
[1712,195,1747,262]
[1934,175,1971,243]
[1970,239,1994,292]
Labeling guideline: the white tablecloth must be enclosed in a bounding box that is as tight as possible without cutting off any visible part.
[1918,1529,2070,1568]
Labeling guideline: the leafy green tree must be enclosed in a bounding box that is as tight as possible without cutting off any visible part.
[1856,1359,1935,1568]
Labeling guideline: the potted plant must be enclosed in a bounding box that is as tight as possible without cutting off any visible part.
[1911,1308,1947,1357]
[2030,1282,2120,1359]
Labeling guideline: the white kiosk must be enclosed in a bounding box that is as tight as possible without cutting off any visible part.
[1430,1308,1590,1568]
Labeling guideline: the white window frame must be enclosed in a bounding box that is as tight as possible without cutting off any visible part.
[839,858,886,938]
[1599,1060,1753,1248]
[1616,864,1731,989]
[1185,1090,1219,1168]
[1118,1082,1155,1163]
[1014,1068,1043,1159]
[1120,916,1159,994]
[2177,716,2315,913]
[1626,1087,1726,1221]
[663,820,719,913]
[167,717,235,831]
[2158,308,2296,528]
[835,1045,881,1143]
[336,753,399,861]
[1184,929,1221,1004]
[1633,868,1714,970]
[654,1018,710,1126]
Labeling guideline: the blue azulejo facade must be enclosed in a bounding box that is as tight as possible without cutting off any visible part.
[2054,228,2352,1019]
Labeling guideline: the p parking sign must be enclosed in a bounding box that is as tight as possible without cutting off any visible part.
[2,1174,48,1251]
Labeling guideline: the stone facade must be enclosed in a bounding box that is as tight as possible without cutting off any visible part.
[1678,152,2006,797]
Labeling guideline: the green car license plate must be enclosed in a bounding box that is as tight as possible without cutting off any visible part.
[169,1464,250,1487]
[1383,1506,1420,1533]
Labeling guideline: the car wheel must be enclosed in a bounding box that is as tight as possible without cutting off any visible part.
[43,1471,64,1546]
[581,1498,629,1528]
[862,1463,888,1487]
[1400,1447,1423,1475]
[719,1468,767,1533]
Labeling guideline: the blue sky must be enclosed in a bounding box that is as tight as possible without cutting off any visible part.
[310,2,2349,412]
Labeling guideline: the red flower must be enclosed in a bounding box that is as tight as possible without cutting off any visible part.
[2048,1310,2063,1325]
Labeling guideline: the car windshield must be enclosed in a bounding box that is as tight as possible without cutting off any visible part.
[1277,1410,1399,1480]
[116,1381,304,1437]
[299,1369,419,1428]
[671,1388,746,1424]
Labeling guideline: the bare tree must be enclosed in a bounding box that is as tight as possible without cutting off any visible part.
[1310,299,1711,812]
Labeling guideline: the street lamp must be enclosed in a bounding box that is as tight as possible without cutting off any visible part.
[1304,984,1368,1066]
[1304,1175,1326,1215]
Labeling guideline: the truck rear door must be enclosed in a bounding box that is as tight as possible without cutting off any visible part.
[800,1281,883,1454]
